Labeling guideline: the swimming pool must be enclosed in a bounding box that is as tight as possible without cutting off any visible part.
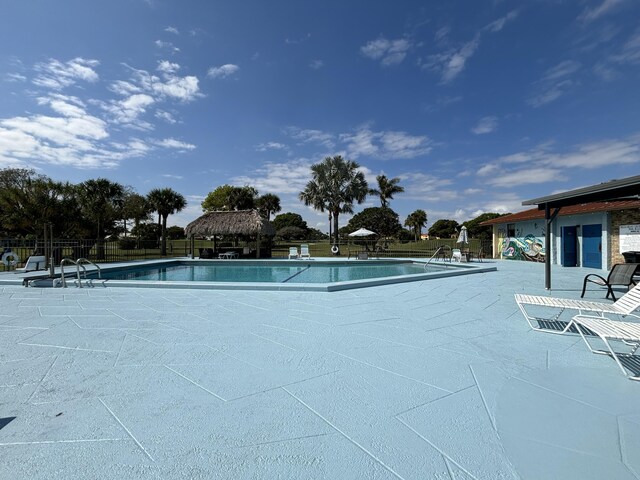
[95,260,439,283]
[76,259,497,292]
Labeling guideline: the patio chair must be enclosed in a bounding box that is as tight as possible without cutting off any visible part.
[198,248,214,259]
[288,247,299,259]
[451,249,462,262]
[515,282,640,334]
[569,314,640,381]
[15,255,46,273]
[581,263,639,301]
[300,244,311,259]
[357,251,368,260]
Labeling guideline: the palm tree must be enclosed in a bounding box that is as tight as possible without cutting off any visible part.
[299,155,368,246]
[405,209,428,242]
[256,193,281,220]
[147,188,187,256]
[369,175,404,208]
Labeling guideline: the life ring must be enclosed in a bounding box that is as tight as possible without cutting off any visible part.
[331,245,339,254]
[2,252,20,266]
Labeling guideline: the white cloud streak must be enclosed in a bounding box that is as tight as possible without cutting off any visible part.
[471,116,498,135]
[527,60,581,107]
[207,64,240,79]
[360,37,411,66]
[33,58,99,90]
[478,134,640,187]
[424,11,517,83]
[578,0,626,24]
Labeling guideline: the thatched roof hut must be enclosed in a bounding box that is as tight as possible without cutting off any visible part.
[185,210,275,258]
[185,210,275,237]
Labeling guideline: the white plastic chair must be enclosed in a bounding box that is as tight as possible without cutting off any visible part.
[451,249,462,262]
[288,247,299,259]
[299,244,311,259]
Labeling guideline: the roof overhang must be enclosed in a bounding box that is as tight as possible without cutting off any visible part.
[522,175,640,210]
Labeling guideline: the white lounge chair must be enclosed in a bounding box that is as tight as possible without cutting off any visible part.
[515,283,640,334]
[15,255,46,273]
[570,314,640,381]
[299,244,311,259]
[288,247,299,259]
[451,249,462,262]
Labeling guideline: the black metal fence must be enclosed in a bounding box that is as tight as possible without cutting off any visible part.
[0,237,494,271]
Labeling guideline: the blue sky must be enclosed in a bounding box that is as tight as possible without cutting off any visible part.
[1,0,639,231]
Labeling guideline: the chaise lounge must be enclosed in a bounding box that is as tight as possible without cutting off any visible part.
[515,282,640,333]
[569,314,640,380]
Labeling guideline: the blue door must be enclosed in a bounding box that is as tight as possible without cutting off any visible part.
[582,224,602,269]
[561,226,577,267]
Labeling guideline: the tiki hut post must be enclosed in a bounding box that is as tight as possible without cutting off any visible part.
[190,234,195,258]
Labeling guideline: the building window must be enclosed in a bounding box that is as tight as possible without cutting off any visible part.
[507,223,516,237]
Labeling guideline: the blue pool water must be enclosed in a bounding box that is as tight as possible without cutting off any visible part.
[93,261,441,284]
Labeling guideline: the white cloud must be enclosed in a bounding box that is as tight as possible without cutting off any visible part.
[232,158,314,194]
[485,10,518,33]
[123,63,201,102]
[400,172,458,201]
[6,73,26,82]
[255,142,288,151]
[155,110,177,124]
[527,60,581,107]
[102,93,155,129]
[309,59,324,69]
[284,127,335,149]
[612,28,640,64]
[207,64,240,79]
[165,26,179,35]
[478,134,640,187]
[155,40,180,53]
[162,173,183,180]
[360,37,411,66]
[0,58,200,170]
[33,58,99,90]
[471,116,498,135]
[341,127,431,160]
[157,60,180,74]
[156,138,196,150]
[578,0,626,24]
[424,12,516,84]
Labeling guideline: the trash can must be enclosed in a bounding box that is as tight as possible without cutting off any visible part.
[622,251,640,263]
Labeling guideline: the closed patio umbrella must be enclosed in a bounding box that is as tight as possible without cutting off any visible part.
[456,226,468,245]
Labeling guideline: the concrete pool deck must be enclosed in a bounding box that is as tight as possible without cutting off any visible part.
[1,259,639,479]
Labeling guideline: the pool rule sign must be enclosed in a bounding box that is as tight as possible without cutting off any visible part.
[619,224,640,253]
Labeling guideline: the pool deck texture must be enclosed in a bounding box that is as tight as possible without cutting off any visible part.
[1,259,639,479]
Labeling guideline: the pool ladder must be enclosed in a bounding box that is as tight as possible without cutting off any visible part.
[424,246,451,270]
[57,258,102,288]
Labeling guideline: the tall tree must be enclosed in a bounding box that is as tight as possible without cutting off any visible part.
[299,155,368,246]
[78,179,126,239]
[201,185,258,212]
[201,184,236,212]
[344,207,402,238]
[147,188,187,255]
[121,192,152,245]
[428,219,459,239]
[369,175,404,208]
[256,193,281,220]
[404,209,428,242]
[228,186,258,210]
